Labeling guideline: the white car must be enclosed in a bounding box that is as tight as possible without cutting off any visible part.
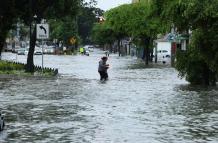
[43,47,55,54]
[17,48,27,55]
[34,47,42,55]
[84,45,94,52]
[88,46,94,52]
[157,50,170,58]
[154,50,171,63]
[85,50,90,56]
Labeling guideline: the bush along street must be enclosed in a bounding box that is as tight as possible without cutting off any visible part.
[0,60,58,77]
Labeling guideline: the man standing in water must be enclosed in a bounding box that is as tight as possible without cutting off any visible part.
[98,56,109,81]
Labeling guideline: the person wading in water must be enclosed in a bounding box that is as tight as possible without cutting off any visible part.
[98,56,109,81]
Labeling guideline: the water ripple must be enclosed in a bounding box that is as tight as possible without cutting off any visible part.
[1,52,218,143]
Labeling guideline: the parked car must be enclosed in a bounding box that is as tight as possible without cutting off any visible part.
[43,46,55,54]
[34,47,42,55]
[88,45,94,52]
[17,48,27,55]
[157,50,170,58]
[84,45,94,52]
[154,50,171,63]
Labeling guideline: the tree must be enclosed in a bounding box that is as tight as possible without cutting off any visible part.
[105,4,132,56]
[26,0,81,72]
[48,0,100,51]
[0,0,81,72]
[161,0,218,85]
[91,23,116,50]
[78,7,104,44]
[105,3,162,63]
[0,0,19,59]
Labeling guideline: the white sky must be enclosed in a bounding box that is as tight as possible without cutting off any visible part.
[96,0,132,11]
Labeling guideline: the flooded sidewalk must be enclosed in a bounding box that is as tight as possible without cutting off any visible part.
[0,51,218,143]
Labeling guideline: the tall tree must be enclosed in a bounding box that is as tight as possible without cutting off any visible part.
[78,7,104,44]
[0,0,18,59]
[162,0,218,85]
[105,5,130,56]
[106,3,162,63]
[0,0,81,72]
[25,0,81,73]
[91,22,116,49]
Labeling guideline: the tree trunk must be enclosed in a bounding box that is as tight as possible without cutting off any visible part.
[109,43,112,53]
[118,39,121,56]
[210,71,217,86]
[203,66,209,86]
[0,29,8,60]
[26,25,36,73]
[0,38,4,60]
[143,37,150,65]
[145,46,149,65]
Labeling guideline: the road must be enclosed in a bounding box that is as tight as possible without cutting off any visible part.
[0,50,218,143]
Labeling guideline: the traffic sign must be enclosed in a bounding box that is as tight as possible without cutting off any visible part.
[37,24,49,39]
[70,37,76,45]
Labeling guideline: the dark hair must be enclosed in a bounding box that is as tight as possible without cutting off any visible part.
[101,56,108,60]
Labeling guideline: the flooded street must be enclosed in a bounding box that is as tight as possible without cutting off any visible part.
[1,50,218,143]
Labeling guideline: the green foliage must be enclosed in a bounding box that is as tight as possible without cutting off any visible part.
[105,2,162,42]
[0,61,57,76]
[47,0,80,19]
[91,23,116,45]
[176,47,205,85]
[0,0,19,53]
[163,0,218,85]
[49,1,102,45]
[61,16,78,46]
[0,0,82,72]
[49,19,63,40]
[78,7,104,44]
[105,4,130,36]
[0,61,24,71]
[161,0,188,31]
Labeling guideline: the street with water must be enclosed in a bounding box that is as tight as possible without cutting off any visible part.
[0,50,218,143]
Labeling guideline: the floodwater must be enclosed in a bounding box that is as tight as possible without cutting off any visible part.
[0,50,218,143]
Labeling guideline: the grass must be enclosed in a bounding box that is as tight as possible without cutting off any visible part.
[0,61,24,71]
[0,60,57,77]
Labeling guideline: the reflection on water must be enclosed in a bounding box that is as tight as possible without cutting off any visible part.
[0,51,218,143]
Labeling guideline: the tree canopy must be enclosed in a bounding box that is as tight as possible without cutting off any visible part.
[104,2,162,63]
[78,7,104,44]
[161,0,218,85]
[0,0,81,72]
[91,22,116,46]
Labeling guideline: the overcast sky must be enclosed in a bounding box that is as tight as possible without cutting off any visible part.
[96,0,132,11]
